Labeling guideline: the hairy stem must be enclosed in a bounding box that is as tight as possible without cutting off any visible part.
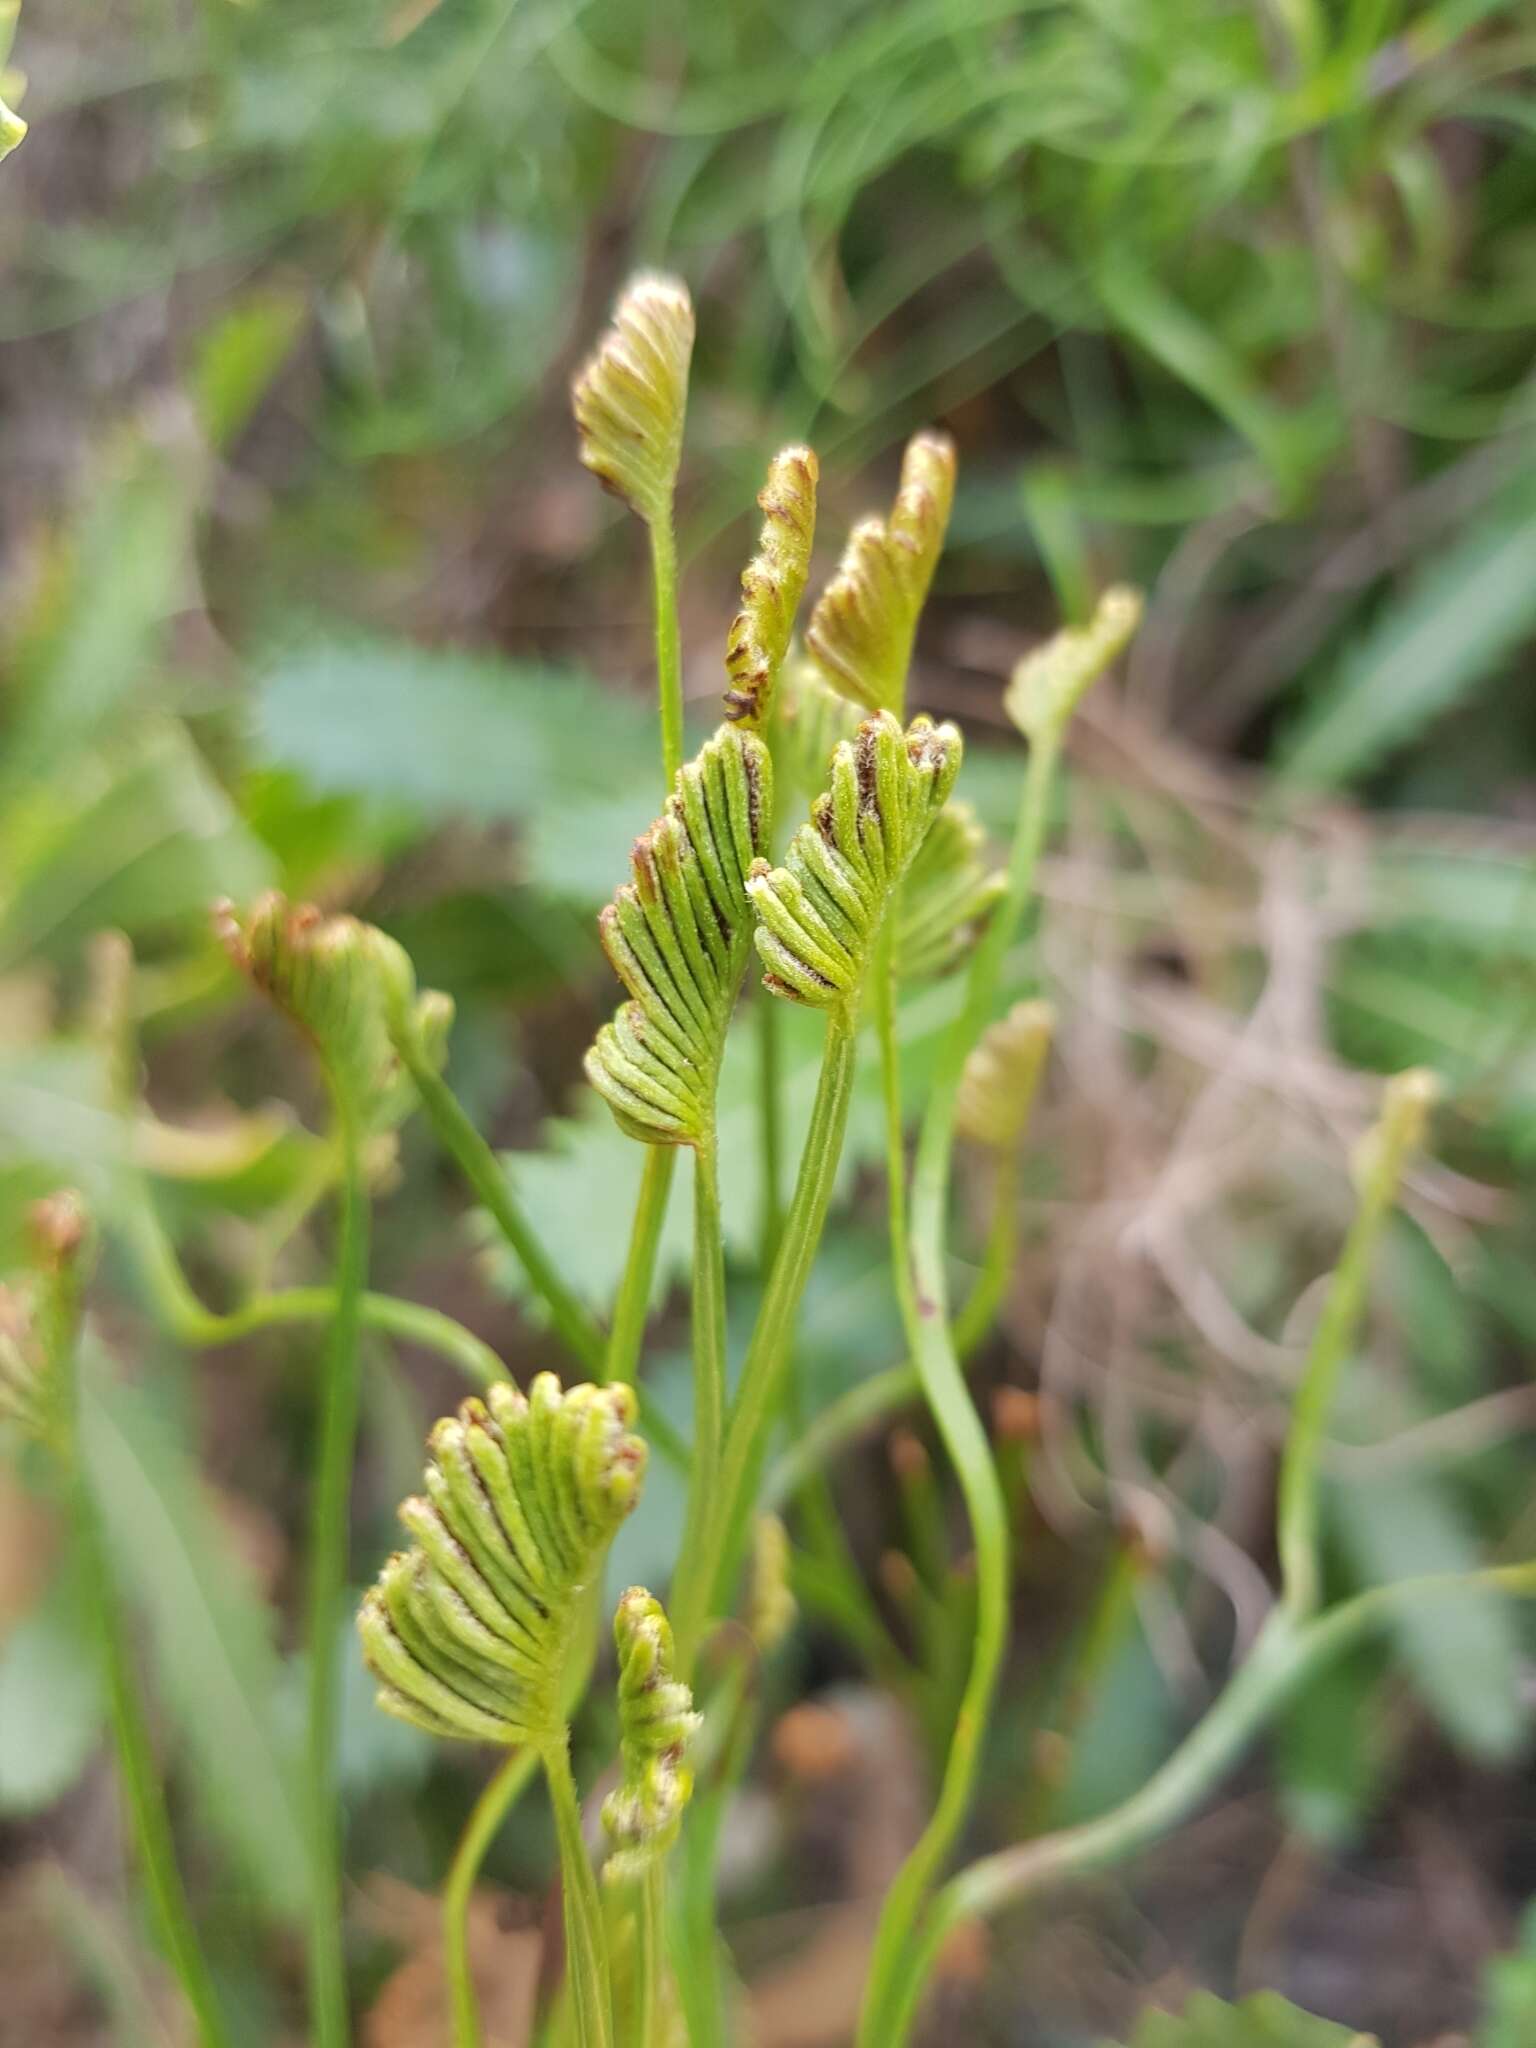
[306,1103,369,2048]
[671,1006,860,1671]
[397,1042,605,1376]
[542,1736,613,2048]
[74,1473,230,2048]
[607,1147,675,1385]
[879,1564,1536,2044]
[443,1750,539,2048]
[858,727,1062,2045]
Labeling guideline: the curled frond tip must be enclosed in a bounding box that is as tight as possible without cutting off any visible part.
[572,272,695,526]
[602,1588,700,1884]
[724,444,819,729]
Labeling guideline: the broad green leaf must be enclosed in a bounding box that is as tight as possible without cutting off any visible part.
[1278,479,1536,789]
[80,1352,313,1922]
[0,1579,104,1816]
[1111,1989,1376,2046]
[1330,1469,1526,1762]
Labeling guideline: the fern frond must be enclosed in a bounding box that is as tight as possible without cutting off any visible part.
[585,725,773,1146]
[723,446,819,730]
[214,894,452,1132]
[748,711,963,1008]
[955,1001,1055,1148]
[775,652,861,804]
[572,274,695,528]
[358,1375,646,1746]
[749,1513,797,1654]
[1004,584,1143,741]
[601,1589,700,1885]
[896,802,1006,984]
[805,431,956,714]
[0,1191,90,1452]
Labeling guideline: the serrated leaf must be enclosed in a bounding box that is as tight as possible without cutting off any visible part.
[1111,1989,1376,2047]
[79,1351,313,1922]
[1278,478,1536,790]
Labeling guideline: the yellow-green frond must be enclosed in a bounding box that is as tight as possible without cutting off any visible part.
[748,711,963,1008]
[572,273,695,527]
[805,431,956,715]
[585,725,773,1146]
[723,445,819,730]
[955,1001,1055,1149]
[1003,584,1142,742]
[601,1588,700,1885]
[358,1375,646,1745]
[895,802,1005,984]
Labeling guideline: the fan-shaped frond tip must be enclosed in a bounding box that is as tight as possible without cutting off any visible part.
[724,445,819,729]
[572,272,695,526]
[602,1588,700,1884]
[1003,584,1143,741]
[955,1001,1055,1149]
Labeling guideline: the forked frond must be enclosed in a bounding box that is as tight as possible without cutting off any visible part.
[955,1000,1055,1149]
[358,1375,646,1746]
[585,725,773,1146]
[896,802,1005,984]
[572,274,695,528]
[805,432,956,714]
[215,893,452,1132]
[748,711,963,1008]
[601,1589,700,1885]
[723,445,819,730]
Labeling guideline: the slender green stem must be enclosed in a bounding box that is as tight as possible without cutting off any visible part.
[649,515,684,786]
[878,1563,1536,2045]
[607,1147,676,1385]
[858,728,1064,2047]
[397,1041,605,1376]
[443,1750,539,2048]
[74,1475,231,2048]
[954,1150,1019,1358]
[305,1103,368,2048]
[541,1737,613,2048]
[756,992,785,1271]
[671,1005,860,1672]
[636,1865,667,2048]
[674,1136,726,1589]
[671,1652,753,2048]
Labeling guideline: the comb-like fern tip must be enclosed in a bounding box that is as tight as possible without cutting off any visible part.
[805,431,956,715]
[747,711,963,1009]
[358,1375,646,1745]
[723,445,819,730]
[955,1001,1055,1149]
[1003,584,1143,742]
[572,273,695,528]
[601,1588,701,1886]
[896,802,1006,984]
[585,725,773,1146]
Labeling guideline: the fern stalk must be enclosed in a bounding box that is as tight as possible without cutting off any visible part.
[442,1749,539,2048]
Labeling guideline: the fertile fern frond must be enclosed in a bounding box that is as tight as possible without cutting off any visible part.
[955,1001,1055,1149]
[215,894,452,1133]
[358,1375,646,1746]
[601,1589,700,1886]
[723,446,819,730]
[572,274,695,528]
[0,1192,89,1452]
[748,711,963,1008]
[1004,584,1143,742]
[585,725,773,1146]
[896,802,1005,984]
[805,431,956,715]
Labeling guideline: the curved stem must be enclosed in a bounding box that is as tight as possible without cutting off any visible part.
[396,1041,605,1377]
[443,1749,540,2048]
[75,1473,231,2047]
[607,1147,675,1385]
[542,1736,613,2048]
[304,1101,368,2048]
[879,1563,1536,2044]
[671,1006,860,1672]
[649,515,684,786]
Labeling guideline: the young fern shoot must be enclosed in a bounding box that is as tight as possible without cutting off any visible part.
[358,1375,648,2048]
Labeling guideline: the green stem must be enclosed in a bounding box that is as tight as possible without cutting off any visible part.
[397,1042,605,1377]
[858,728,1064,2048]
[637,1864,667,2048]
[756,992,785,1271]
[675,1135,726,1587]
[74,1476,231,2048]
[649,515,684,786]
[607,1147,675,1385]
[671,1005,860,1672]
[305,1103,369,2048]
[443,1750,540,2048]
[878,1563,1536,2045]
[542,1737,613,2048]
